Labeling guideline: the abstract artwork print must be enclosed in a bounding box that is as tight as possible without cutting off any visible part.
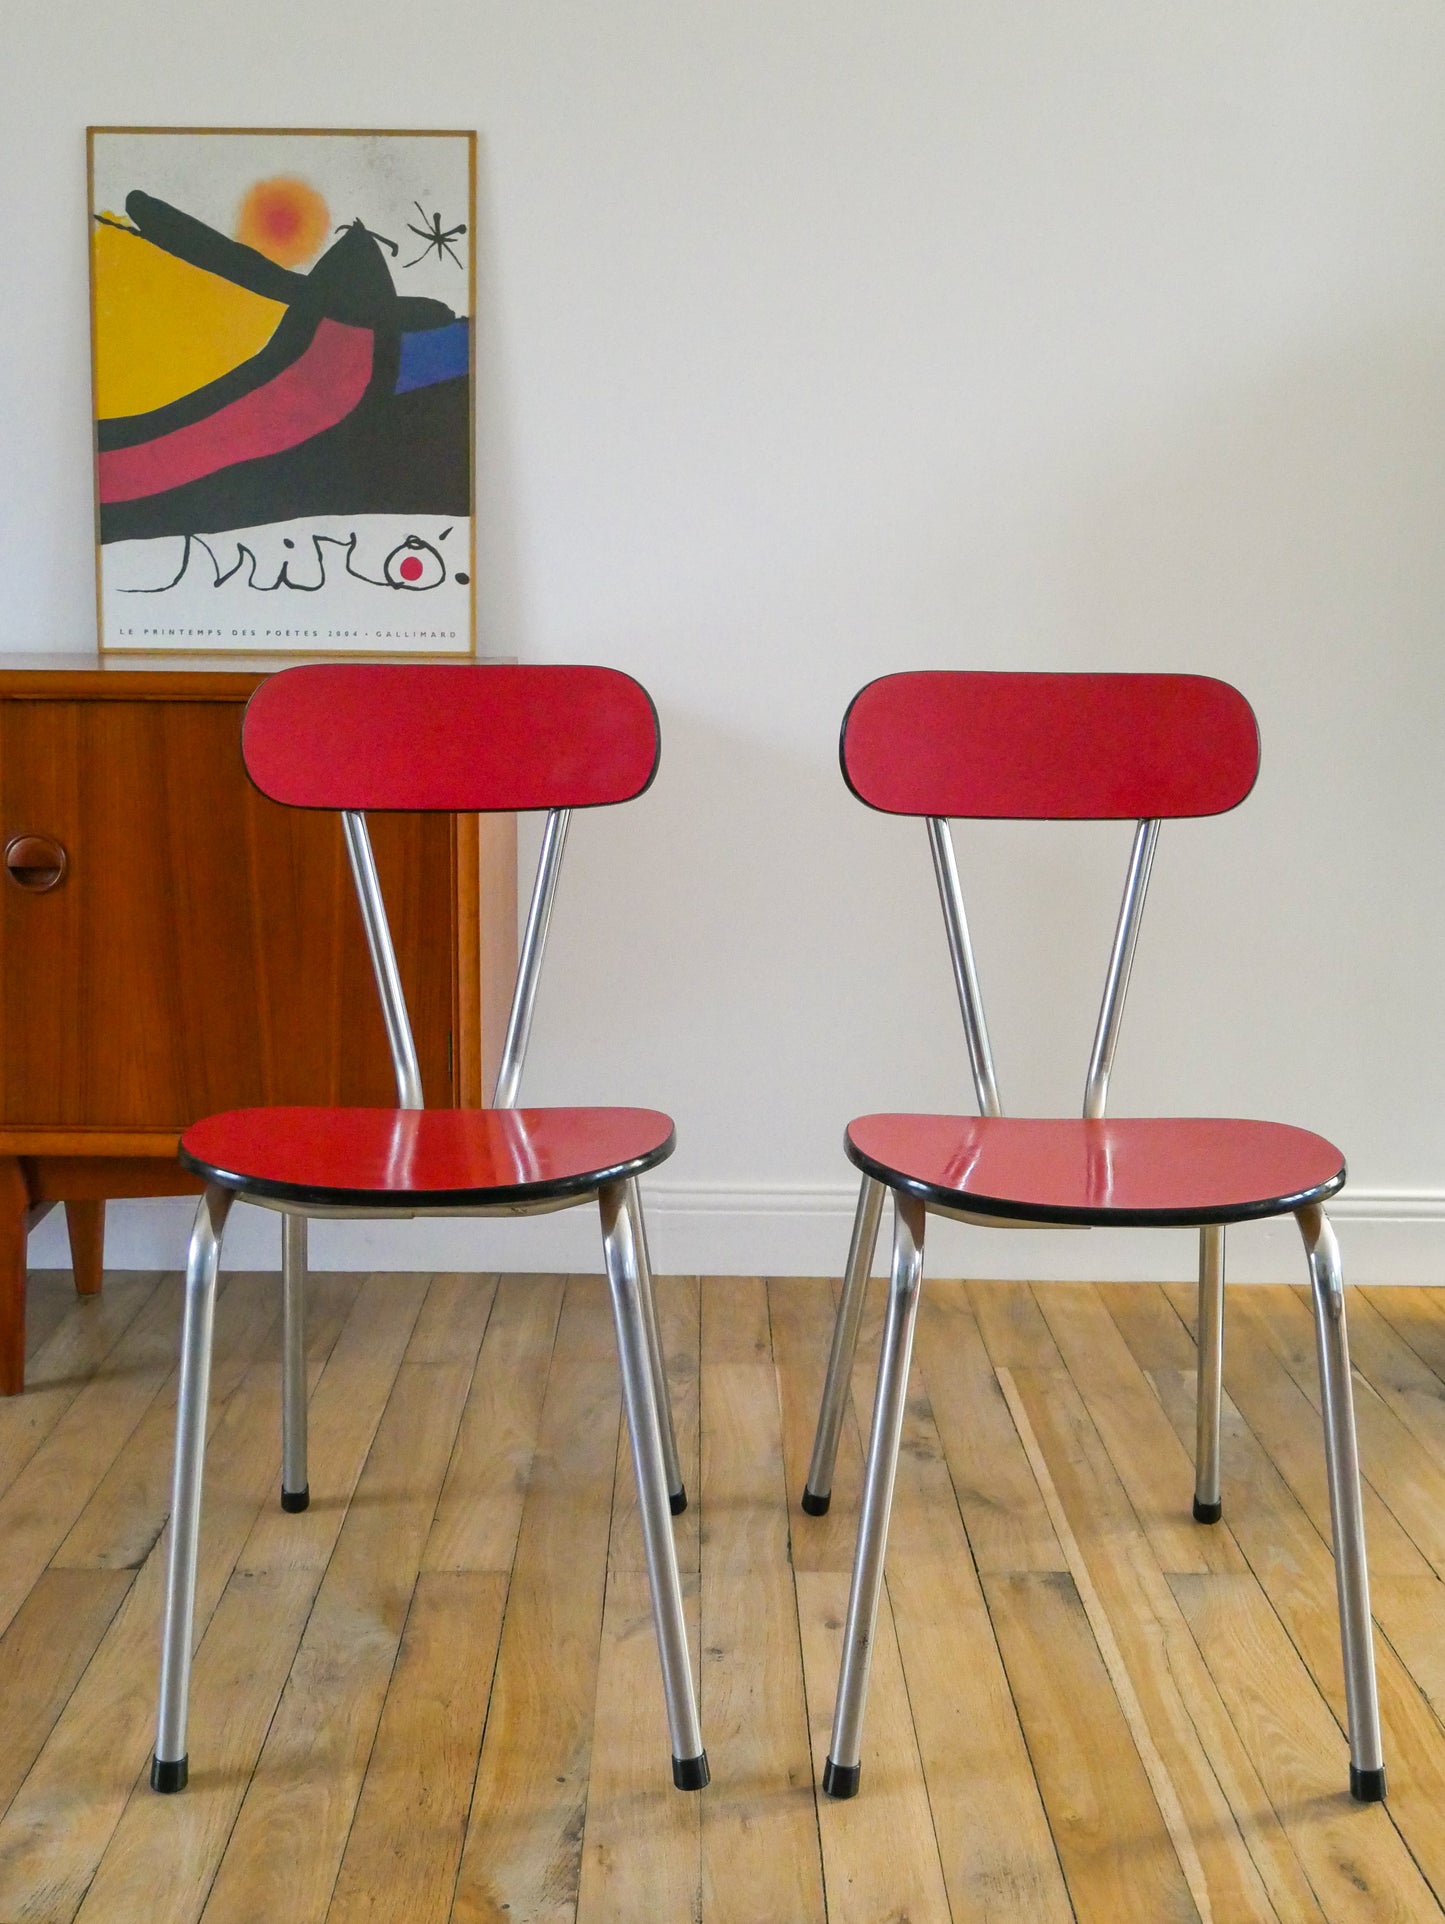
[89,128,475,655]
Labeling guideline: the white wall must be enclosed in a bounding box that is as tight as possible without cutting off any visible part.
[4,3,1445,1283]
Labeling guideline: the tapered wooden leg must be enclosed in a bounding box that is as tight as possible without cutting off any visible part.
[0,1160,29,1396]
[64,1200,105,1297]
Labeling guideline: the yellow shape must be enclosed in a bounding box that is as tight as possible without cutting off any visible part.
[92,217,287,420]
[236,177,330,268]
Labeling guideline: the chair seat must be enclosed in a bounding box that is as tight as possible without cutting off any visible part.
[180,1106,676,1209]
[846,1114,1345,1227]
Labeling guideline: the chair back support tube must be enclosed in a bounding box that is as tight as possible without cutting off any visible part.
[341,810,424,1110]
[926,817,1002,1117]
[493,807,571,1109]
[1083,817,1160,1120]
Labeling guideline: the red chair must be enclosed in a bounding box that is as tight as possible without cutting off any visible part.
[804,670,1384,1805]
[151,663,707,1795]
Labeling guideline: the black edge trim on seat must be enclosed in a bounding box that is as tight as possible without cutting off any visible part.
[843,1134,1346,1230]
[178,1122,676,1213]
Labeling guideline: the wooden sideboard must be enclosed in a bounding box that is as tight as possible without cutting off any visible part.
[0,655,517,1392]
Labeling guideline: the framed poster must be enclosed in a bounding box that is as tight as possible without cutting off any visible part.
[88,127,475,656]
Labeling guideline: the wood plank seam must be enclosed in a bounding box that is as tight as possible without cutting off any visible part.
[767,1280,842,1921]
[996,1366,1215,1923]
[826,1274,1011,1921]
[311,1275,506,1924]
[910,1364,1080,1916]
[445,1271,612,1924]
[167,1277,436,1924]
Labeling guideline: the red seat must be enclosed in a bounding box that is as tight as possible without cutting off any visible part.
[182,1106,675,1210]
[845,1114,1344,1227]
[152,663,707,1801]
[808,669,1384,1811]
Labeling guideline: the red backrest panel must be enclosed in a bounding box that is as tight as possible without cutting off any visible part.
[841,671,1259,819]
[243,664,660,812]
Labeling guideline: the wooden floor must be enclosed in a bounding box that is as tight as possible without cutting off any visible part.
[1,1267,1445,1921]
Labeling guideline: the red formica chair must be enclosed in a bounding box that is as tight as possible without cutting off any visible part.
[151,663,707,1795]
[803,670,1384,1805]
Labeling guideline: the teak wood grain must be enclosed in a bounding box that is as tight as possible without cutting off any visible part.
[0,657,517,1391]
[0,1272,1442,1921]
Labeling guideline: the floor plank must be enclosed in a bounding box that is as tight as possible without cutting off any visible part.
[982,1567,1202,1924]
[796,1566,953,1924]
[1032,1283,1244,1577]
[327,1571,508,1924]
[575,1564,703,1922]
[52,1274,426,1924]
[1006,1364,1315,1923]
[423,1274,564,1574]
[888,1376,1074,1922]
[914,1277,1065,1575]
[450,1277,621,1924]
[769,1276,867,1574]
[196,1280,484,1924]
[699,1279,825,1924]
[1172,1572,1440,1920]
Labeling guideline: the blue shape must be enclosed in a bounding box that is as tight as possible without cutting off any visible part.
[396,319,470,395]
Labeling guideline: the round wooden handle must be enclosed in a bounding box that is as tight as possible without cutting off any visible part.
[4,834,68,892]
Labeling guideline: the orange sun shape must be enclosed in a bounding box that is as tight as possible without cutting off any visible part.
[235,176,331,268]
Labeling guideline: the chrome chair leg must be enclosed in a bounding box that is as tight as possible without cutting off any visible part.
[1297,1204,1386,1802]
[823,1191,926,1799]
[803,1173,885,1515]
[599,1182,708,1790]
[1194,1223,1224,1522]
[625,1177,686,1515]
[152,1183,234,1793]
[281,1212,309,1512]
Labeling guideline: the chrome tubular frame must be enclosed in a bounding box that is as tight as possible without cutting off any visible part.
[598,1181,708,1789]
[823,1191,926,1798]
[926,817,1002,1118]
[626,1176,686,1511]
[281,1212,309,1511]
[802,817,1003,1518]
[152,1183,233,1791]
[154,802,701,1791]
[803,1174,885,1513]
[1297,1204,1385,1800]
[493,807,571,1110]
[1083,817,1160,1120]
[341,809,424,1111]
[1193,1224,1225,1523]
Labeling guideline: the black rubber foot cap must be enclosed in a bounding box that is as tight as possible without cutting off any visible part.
[669,1487,688,1516]
[801,1488,831,1517]
[1193,1496,1222,1525]
[1351,1764,1387,1803]
[673,1752,710,1791]
[822,1757,860,1799]
[281,1485,310,1513]
[150,1755,188,1794]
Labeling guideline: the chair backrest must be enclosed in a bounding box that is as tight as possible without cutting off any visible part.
[838,671,1262,1121]
[243,662,660,812]
[841,671,1259,819]
[241,662,661,1112]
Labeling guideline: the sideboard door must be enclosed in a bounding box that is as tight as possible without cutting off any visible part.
[0,695,459,1128]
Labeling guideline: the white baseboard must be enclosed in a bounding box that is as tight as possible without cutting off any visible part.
[24,1181,1445,1285]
